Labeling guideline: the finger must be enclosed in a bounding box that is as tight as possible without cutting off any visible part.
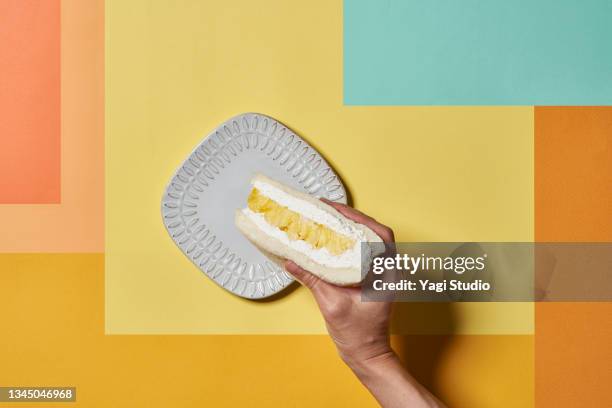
[321,199,379,227]
[321,198,375,221]
[284,260,346,312]
[321,199,395,243]
[284,260,323,292]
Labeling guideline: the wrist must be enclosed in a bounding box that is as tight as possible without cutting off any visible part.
[344,350,445,408]
[340,345,397,379]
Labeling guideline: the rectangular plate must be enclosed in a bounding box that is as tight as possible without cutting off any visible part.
[161,113,347,299]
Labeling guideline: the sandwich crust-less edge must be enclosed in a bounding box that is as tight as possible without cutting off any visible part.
[235,174,383,286]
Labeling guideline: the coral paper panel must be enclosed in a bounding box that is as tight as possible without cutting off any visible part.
[0,0,60,203]
[0,0,104,252]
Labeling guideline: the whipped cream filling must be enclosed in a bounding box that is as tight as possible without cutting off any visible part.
[242,208,362,269]
[252,179,364,240]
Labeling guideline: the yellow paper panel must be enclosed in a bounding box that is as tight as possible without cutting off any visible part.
[106,0,533,334]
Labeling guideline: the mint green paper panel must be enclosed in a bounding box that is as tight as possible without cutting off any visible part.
[344,0,612,105]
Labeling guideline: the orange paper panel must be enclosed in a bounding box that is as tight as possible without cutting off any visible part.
[535,106,612,242]
[535,106,612,406]
[535,303,612,407]
[0,0,60,203]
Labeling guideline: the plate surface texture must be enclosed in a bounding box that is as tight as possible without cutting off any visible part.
[161,113,347,299]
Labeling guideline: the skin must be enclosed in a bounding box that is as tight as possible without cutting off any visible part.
[284,199,445,408]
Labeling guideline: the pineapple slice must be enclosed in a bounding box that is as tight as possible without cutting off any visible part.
[247,188,355,255]
[298,218,310,240]
[247,188,268,210]
[316,227,331,248]
[327,236,343,255]
[285,215,301,240]
[304,224,320,247]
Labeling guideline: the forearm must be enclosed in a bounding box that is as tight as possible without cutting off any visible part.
[346,351,445,408]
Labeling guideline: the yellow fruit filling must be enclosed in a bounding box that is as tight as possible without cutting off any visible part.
[247,188,355,255]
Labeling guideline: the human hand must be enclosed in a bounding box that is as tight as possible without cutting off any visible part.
[284,200,395,370]
[285,200,444,408]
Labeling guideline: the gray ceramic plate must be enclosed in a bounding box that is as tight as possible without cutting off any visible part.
[161,113,347,299]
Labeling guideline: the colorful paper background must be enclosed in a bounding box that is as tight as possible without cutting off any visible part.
[105,0,533,336]
[0,0,104,252]
[0,0,60,203]
[344,0,612,105]
[1,1,610,407]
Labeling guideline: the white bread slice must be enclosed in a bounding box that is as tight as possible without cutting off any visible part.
[235,174,383,286]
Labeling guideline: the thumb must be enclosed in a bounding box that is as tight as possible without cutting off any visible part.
[284,260,323,293]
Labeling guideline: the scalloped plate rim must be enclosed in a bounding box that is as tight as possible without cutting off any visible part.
[160,112,347,299]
